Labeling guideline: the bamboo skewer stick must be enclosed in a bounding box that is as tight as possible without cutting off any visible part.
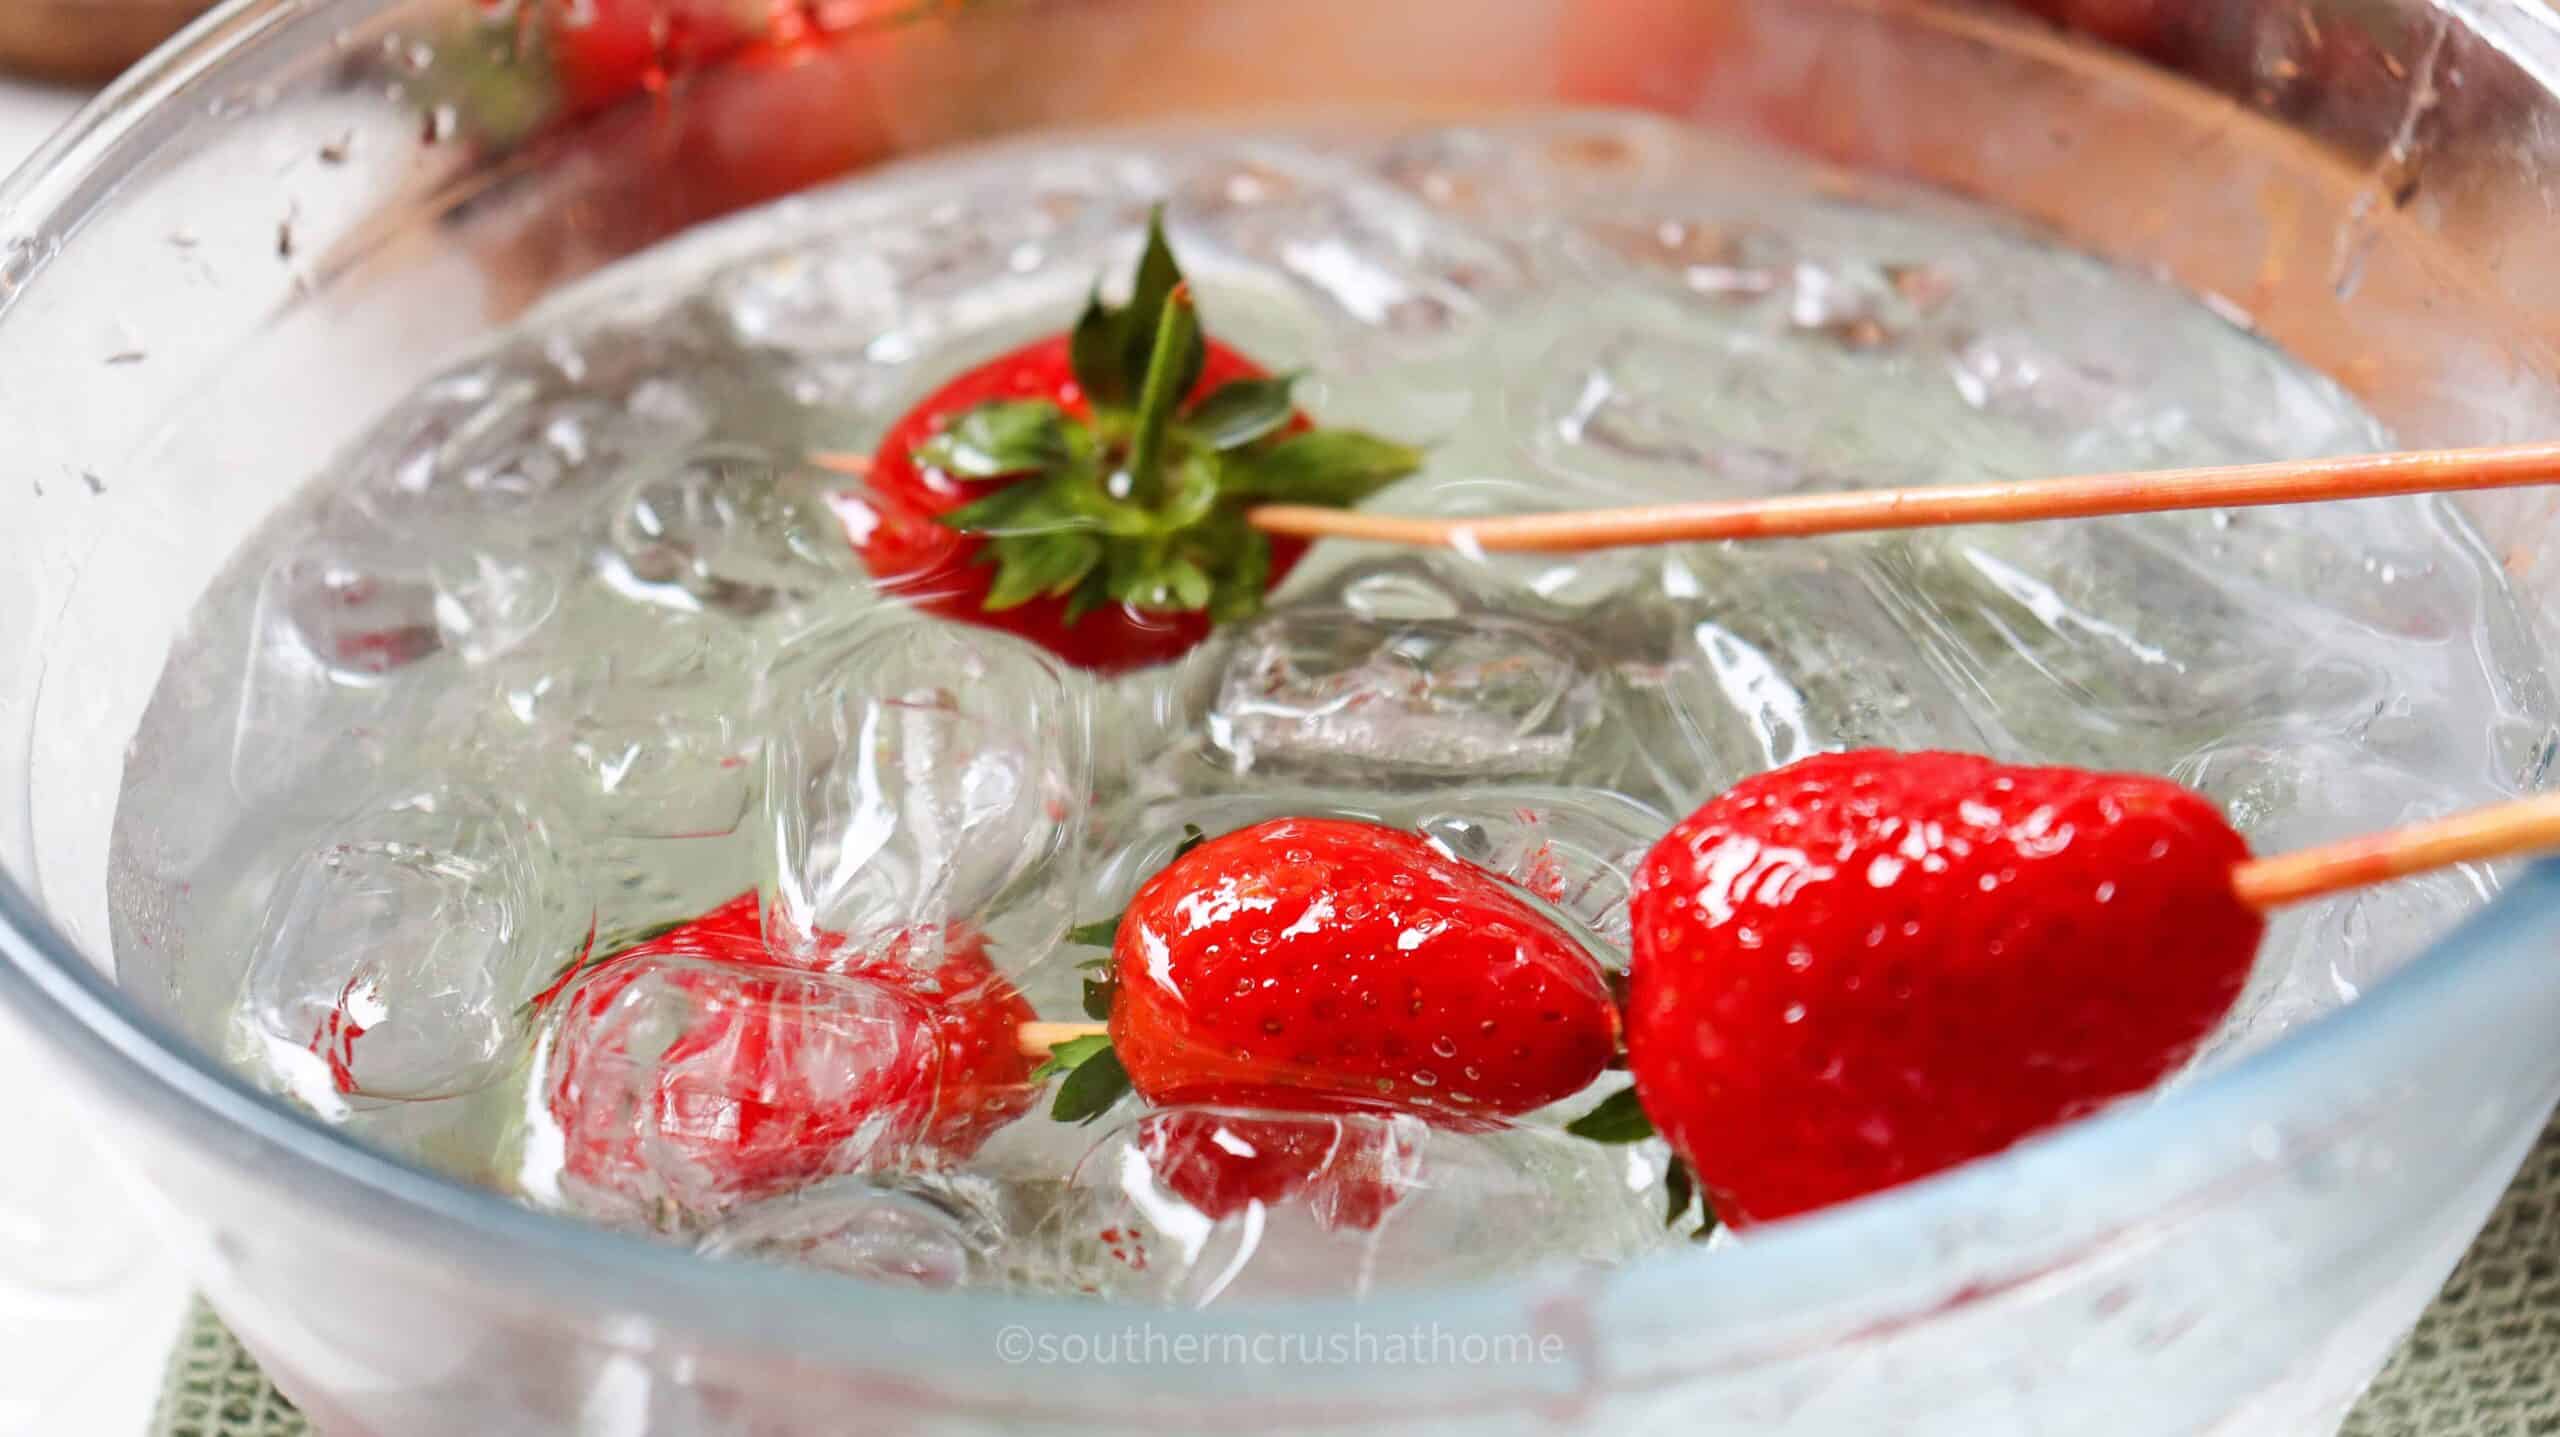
[1245,440,2560,553]
[1015,791,2560,1056]
[2228,791,2560,909]
[1017,1020,1106,1057]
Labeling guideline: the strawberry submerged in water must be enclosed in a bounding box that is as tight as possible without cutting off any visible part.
[1617,749,2263,1226]
[833,212,1423,673]
[1046,818,1619,1227]
[537,890,1037,1215]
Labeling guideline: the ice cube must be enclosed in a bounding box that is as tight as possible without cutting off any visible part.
[1368,114,1689,220]
[430,546,561,665]
[760,612,1090,969]
[1043,1107,1668,1306]
[1409,789,1662,964]
[601,444,849,619]
[697,1173,1007,1289]
[529,955,943,1229]
[1866,526,2395,769]
[231,526,490,810]
[493,605,764,841]
[1182,142,1525,361]
[1612,548,1997,812]
[343,327,724,540]
[1207,608,1605,783]
[266,540,443,682]
[237,787,588,1110]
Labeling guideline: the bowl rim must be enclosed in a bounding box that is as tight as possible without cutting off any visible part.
[6,0,2560,1405]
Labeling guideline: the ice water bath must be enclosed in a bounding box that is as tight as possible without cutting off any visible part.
[103,112,2557,1302]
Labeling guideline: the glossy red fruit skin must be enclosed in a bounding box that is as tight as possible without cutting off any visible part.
[838,335,1312,674]
[1109,818,1620,1122]
[1138,1109,1411,1232]
[547,0,764,119]
[1628,749,2263,1226]
[539,890,1037,1202]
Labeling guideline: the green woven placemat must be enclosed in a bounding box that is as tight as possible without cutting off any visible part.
[151,1108,2560,1437]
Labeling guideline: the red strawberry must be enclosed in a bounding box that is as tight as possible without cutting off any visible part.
[1105,818,1620,1121]
[544,0,771,119]
[832,214,1423,673]
[813,923,1042,1158]
[538,890,1037,1212]
[1135,1108,1414,1233]
[1625,749,2262,1225]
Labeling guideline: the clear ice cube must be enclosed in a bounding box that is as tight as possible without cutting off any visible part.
[493,604,765,842]
[1206,608,1605,783]
[601,443,849,619]
[696,1173,1008,1289]
[1612,547,1997,811]
[1866,525,2395,769]
[530,954,943,1229]
[760,612,1090,969]
[237,787,587,1110]
[430,546,561,665]
[342,324,730,541]
[1042,1107,1667,1306]
[267,542,444,680]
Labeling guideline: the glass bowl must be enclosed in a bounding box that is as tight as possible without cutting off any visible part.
[5,1,2560,1432]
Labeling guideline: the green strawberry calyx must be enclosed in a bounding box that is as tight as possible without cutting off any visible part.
[923,209,1423,625]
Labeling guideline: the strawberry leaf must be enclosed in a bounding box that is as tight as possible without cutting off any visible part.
[915,400,1072,479]
[1119,210,1194,398]
[1070,288,1126,408]
[1060,568,1113,624]
[1206,526,1272,626]
[1049,1041,1133,1123]
[1185,373,1300,450]
[1564,1086,1655,1143]
[925,214,1417,637]
[1235,430,1424,506]
[1068,917,1120,947]
[1030,1032,1114,1082]
[938,480,1060,535]
[981,531,1104,610]
[1081,975,1116,1021]
[1664,1155,1696,1229]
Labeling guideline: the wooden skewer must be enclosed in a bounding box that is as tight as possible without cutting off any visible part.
[1017,1019,1105,1057]
[1015,791,2560,1056]
[1245,440,2560,553]
[2229,790,2560,909]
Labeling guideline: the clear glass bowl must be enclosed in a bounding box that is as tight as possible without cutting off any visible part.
[5,1,2560,1432]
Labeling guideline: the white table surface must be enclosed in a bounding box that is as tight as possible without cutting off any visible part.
[0,81,196,1437]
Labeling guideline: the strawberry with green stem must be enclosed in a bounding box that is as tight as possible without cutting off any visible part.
[834,211,1424,674]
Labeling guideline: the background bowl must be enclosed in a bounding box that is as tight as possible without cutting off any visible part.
[5,1,2560,1432]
